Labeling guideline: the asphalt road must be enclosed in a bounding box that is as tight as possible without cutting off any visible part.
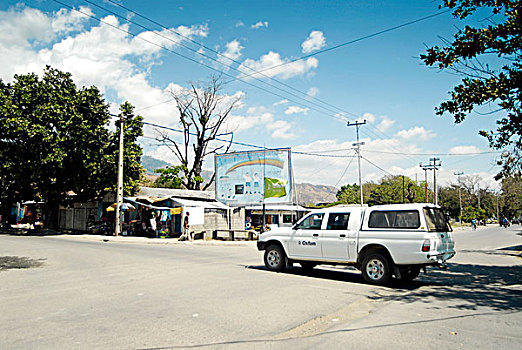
[1,224,521,349]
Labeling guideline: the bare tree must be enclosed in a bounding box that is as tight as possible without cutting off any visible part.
[157,76,241,190]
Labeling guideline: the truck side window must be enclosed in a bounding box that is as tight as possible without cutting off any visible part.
[369,210,420,229]
[327,213,350,230]
[295,213,324,230]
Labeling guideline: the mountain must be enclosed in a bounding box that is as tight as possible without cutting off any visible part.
[296,183,338,206]
[141,155,171,174]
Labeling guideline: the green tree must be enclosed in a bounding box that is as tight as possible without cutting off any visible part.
[439,185,462,219]
[0,66,143,227]
[153,165,186,189]
[368,176,426,205]
[421,0,521,178]
[336,182,377,204]
[500,174,522,218]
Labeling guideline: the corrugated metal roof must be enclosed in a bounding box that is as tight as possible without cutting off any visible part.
[139,186,215,200]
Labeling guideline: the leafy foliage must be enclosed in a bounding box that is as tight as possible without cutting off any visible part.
[0,66,143,226]
[154,165,186,189]
[421,0,521,178]
[337,176,426,206]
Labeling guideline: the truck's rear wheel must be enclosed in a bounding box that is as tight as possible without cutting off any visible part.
[264,245,287,272]
[361,252,392,285]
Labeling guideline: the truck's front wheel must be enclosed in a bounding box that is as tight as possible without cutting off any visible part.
[264,245,287,272]
[361,253,392,285]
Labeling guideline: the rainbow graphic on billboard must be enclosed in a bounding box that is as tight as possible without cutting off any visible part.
[226,159,284,174]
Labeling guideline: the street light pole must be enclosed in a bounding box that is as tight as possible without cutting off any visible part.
[347,120,366,206]
[114,115,124,236]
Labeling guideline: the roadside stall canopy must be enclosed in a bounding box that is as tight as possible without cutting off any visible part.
[124,197,180,214]
[170,197,230,210]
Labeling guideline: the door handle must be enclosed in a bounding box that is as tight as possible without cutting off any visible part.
[312,233,319,237]
[339,234,346,238]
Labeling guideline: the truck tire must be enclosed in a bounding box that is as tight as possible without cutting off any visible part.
[300,262,317,270]
[361,252,392,285]
[264,245,287,272]
[399,266,420,282]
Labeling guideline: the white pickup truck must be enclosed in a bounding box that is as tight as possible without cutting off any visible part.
[257,203,455,284]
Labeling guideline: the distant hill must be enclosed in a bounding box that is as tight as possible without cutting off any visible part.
[141,155,171,174]
[141,156,338,205]
[296,183,338,206]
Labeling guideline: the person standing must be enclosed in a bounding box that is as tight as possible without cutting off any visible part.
[179,212,191,241]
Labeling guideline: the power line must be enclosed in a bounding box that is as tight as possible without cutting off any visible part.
[334,151,357,188]
[361,156,394,177]
[135,116,358,158]
[101,0,358,119]
[82,0,353,122]
[226,9,451,83]
[52,0,346,122]
[363,149,501,156]
[66,0,454,136]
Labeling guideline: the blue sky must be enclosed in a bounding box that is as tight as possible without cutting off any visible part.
[0,0,503,190]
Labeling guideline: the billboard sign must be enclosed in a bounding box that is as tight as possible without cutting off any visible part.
[215,149,292,206]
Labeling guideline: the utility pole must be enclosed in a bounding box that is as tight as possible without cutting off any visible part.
[419,163,430,203]
[114,115,124,236]
[454,171,464,221]
[402,175,405,203]
[347,120,366,206]
[477,183,481,209]
[420,158,442,205]
[430,157,442,205]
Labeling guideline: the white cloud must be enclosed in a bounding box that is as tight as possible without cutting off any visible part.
[238,51,318,80]
[449,145,482,154]
[285,106,309,115]
[360,112,376,124]
[273,99,289,106]
[307,87,319,98]
[376,116,395,132]
[396,126,436,140]
[223,112,274,133]
[146,145,180,165]
[0,6,210,127]
[267,120,296,139]
[235,21,245,28]
[251,21,268,29]
[217,40,243,67]
[301,30,326,53]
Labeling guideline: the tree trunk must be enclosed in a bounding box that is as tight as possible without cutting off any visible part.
[45,202,60,229]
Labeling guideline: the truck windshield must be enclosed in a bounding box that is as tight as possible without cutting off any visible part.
[423,207,452,232]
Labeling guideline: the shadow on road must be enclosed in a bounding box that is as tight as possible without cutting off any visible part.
[247,262,522,311]
[380,263,522,311]
[0,227,80,237]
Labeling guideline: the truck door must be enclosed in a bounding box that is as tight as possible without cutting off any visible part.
[321,212,351,261]
[287,213,324,259]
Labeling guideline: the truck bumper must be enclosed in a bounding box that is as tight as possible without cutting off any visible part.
[427,251,455,265]
[257,241,266,251]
